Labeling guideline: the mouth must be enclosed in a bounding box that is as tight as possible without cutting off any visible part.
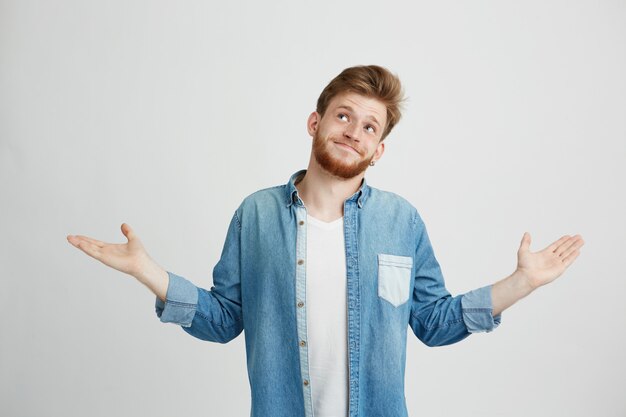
[334,141,360,155]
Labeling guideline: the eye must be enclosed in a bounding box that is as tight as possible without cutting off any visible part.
[337,113,349,121]
[365,125,375,134]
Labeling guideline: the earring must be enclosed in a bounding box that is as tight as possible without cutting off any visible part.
[369,160,376,166]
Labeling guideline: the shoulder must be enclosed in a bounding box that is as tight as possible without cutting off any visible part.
[235,183,287,215]
[367,185,423,227]
[368,185,414,207]
[367,185,417,212]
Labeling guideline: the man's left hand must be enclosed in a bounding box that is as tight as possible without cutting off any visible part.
[516,232,585,290]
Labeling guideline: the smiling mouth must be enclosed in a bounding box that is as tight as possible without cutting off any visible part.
[334,142,360,155]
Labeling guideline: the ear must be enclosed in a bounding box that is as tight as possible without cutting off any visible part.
[373,141,385,161]
[307,111,320,137]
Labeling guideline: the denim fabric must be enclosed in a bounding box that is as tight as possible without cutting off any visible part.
[155,169,501,417]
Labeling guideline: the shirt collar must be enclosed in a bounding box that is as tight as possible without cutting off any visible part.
[285,169,370,209]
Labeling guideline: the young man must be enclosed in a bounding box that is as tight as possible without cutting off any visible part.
[67,65,585,417]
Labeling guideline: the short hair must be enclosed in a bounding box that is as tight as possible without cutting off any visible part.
[316,65,406,141]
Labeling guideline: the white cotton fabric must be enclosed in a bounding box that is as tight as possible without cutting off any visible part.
[305,213,349,417]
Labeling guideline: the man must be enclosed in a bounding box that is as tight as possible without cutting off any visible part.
[67,65,585,417]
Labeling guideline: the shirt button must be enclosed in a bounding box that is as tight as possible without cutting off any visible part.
[303,379,309,386]
[297,259,304,265]
[299,220,304,225]
[297,301,304,308]
[299,340,306,347]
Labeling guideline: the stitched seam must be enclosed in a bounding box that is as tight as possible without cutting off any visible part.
[462,308,492,313]
[195,310,243,328]
[379,295,409,308]
[234,211,242,231]
[412,209,421,230]
[410,312,465,330]
[379,260,412,268]
[165,300,196,308]
[424,318,465,330]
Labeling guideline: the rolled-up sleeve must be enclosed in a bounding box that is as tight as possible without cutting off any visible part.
[461,284,502,333]
[154,271,198,327]
[153,210,244,344]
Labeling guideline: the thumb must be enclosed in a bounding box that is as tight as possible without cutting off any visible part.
[121,223,136,241]
[519,231,531,253]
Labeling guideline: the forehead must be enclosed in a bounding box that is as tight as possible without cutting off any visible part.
[327,91,387,124]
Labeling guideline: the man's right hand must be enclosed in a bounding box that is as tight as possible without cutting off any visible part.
[67,222,152,276]
[67,223,170,301]
[66,223,169,301]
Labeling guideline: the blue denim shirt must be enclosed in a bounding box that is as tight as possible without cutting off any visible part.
[155,169,501,417]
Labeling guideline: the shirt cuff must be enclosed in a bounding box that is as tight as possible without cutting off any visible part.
[461,284,502,333]
[154,271,198,327]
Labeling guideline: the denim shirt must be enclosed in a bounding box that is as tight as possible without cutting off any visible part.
[155,169,501,417]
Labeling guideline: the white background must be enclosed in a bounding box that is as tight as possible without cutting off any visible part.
[1,1,625,416]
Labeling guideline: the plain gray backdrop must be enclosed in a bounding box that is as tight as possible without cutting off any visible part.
[1,1,625,416]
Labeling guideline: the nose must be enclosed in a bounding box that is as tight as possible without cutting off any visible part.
[343,122,360,142]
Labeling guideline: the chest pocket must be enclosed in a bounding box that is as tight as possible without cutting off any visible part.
[377,253,413,307]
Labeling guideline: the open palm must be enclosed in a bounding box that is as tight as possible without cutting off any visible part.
[67,223,151,276]
[516,232,585,290]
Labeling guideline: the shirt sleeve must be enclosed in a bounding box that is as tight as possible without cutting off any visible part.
[154,271,199,327]
[461,284,502,333]
[408,211,501,346]
[153,210,244,343]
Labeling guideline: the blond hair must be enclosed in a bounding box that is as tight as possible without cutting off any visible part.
[316,65,406,141]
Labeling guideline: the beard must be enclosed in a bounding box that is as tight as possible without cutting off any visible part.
[312,130,375,179]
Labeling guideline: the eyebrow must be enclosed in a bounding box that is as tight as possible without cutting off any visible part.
[335,105,381,128]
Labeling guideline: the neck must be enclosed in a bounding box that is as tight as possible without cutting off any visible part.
[294,156,364,222]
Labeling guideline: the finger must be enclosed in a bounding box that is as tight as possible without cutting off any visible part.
[519,232,531,252]
[547,235,571,253]
[67,235,86,247]
[72,235,106,248]
[555,235,583,257]
[75,239,102,260]
[121,223,137,241]
[560,237,585,260]
[562,249,580,268]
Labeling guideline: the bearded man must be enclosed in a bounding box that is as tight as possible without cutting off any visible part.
[67,65,585,417]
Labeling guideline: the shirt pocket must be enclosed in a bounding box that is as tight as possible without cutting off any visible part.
[377,253,413,307]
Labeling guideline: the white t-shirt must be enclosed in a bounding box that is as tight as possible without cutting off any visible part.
[305,213,349,417]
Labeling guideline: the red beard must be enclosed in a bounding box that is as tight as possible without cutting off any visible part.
[312,130,374,179]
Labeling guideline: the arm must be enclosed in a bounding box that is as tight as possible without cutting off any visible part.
[491,232,584,316]
[135,260,169,302]
[67,222,169,301]
[153,211,244,343]
[409,215,500,346]
[67,212,244,343]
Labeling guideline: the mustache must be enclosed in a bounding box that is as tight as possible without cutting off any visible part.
[331,140,361,155]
